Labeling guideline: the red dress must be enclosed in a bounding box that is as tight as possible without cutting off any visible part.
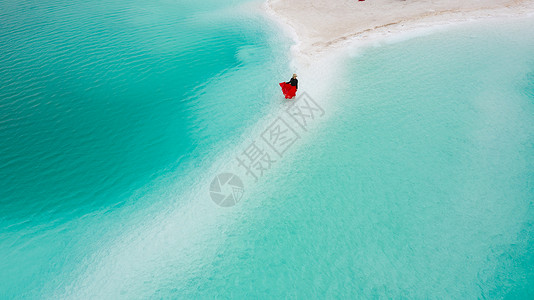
[279,82,297,99]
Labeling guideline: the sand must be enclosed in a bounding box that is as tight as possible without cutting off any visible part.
[266,0,534,60]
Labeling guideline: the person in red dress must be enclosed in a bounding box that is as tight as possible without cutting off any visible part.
[279,74,298,99]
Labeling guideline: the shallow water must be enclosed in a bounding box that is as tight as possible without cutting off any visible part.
[215,18,534,298]
[1,0,533,297]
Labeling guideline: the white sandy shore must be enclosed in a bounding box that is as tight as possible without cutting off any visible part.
[265,0,534,62]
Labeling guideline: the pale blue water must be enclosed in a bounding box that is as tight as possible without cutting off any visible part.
[0,0,533,298]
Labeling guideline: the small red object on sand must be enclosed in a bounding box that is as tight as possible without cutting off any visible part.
[279,82,297,99]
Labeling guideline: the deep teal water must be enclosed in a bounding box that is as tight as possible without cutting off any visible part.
[1,0,533,298]
[0,0,291,297]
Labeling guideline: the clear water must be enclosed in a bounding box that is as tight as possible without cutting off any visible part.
[1,0,533,298]
[0,0,292,297]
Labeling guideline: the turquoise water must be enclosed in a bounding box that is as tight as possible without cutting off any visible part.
[1,0,533,298]
[0,0,292,297]
[225,19,534,298]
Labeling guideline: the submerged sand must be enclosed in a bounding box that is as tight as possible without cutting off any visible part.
[266,0,534,58]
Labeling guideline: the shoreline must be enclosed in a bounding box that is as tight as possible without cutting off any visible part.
[264,0,534,66]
